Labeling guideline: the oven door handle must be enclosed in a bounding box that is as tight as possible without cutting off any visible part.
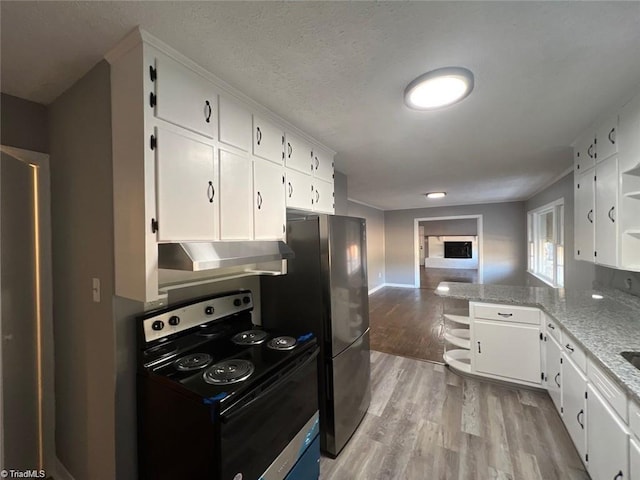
[220,348,319,423]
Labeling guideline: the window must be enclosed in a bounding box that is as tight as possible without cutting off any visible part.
[528,199,564,287]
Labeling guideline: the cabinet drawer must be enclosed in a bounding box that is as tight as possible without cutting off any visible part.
[629,400,640,440]
[545,316,562,343]
[472,303,540,325]
[588,358,628,421]
[562,335,586,372]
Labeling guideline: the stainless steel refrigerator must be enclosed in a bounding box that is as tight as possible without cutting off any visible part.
[261,214,371,457]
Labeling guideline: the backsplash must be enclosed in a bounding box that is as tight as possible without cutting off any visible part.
[595,266,640,298]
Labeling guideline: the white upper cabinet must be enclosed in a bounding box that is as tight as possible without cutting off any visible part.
[253,116,284,165]
[253,159,285,240]
[312,147,335,182]
[574,169,595,262]
[574,131,596,173]
[155,127,217,242]
[218,96,252,152]
[219,149,253,240]
[285,168,313,211]
[151,51,217,139]
[595,114,619,163]
[285,132,313,174]
[594,156,619,268]
[312,179,335,214]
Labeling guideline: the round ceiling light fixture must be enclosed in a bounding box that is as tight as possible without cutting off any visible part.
[404,67,474,110]
[425,192,447,199]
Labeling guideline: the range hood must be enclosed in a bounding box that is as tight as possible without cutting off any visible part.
[158,241,294,272]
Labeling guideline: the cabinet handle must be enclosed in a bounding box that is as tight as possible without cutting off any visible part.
[287,142,292,158]
[315,156,319,170]
[608,206,615,223]
[587,209,593,224]
[288,182,293,198]
[608,127,616,145]
[257,192,263,210]
[316,190,320,203]
[256,127,262,145]
[207,181,214,203]
[577,409,584,429]
[204,100,212,123]
[554,373,561,387]
[547,323,555,330]
[497,312,513,318]
[477,341,481,354]
[614,471,623,480]
[587,144,594,158]
[565,344,574,352]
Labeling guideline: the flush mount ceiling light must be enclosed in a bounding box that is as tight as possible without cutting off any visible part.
[425,192,447,199]
[404,67,474,110]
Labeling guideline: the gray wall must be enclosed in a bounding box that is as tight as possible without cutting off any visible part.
[1,93,48,153]
[348,201,385,291]
[385,202,527,286]
[525,172,596,290]
[334,170,348,215]
[49,61,116,480]
[526,171,640,296]
[420,218,478,236]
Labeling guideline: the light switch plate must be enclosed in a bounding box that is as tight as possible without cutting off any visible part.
[92,277,101,303]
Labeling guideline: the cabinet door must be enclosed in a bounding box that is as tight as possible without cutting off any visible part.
[630,438,640,480]
[546,334,563,415]
[285,168,313,211]
[473,320,541,384]
[285,132,313,174]
[219,149,253,240]
[563,357,587,462]
[574,132,596,173]
[575,169,595,261]
[595,114,619,163]
[156,127,217,241]
[312,179,335,214]
[218,96,252,152]
[595,156,619,267]
[254,159,285,240]
[586,383,629,480]
[312,148,335,182]
[153,53,217,139]
[253,116,284,165]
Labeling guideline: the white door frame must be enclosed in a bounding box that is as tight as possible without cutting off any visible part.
[0,145,54,471]
[413,215,484,287]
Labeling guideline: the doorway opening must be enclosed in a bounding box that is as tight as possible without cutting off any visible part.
[414,215,483,289]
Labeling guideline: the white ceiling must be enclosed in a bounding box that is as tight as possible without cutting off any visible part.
[3,2,640,210]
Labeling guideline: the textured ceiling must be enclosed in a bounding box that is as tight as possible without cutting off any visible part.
[2,2,640,210]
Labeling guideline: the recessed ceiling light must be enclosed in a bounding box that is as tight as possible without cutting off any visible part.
[404,67,474,110]
[591,294,604,300]
[425,192,447,199]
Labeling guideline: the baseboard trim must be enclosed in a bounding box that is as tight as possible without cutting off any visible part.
[368,284,385,295]
[383,283,416,289]
[54,458,76,480]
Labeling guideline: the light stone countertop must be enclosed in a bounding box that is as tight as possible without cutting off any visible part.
[435,282,640,404]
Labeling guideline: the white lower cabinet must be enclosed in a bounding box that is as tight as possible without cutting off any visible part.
[219,149,252,240]
[587,383,629,480]
[630,438,640,479]
[563,356,588,463]
[546,334,563,415]
[253,159,285,240]
[155,127,217,241]
[473,320,541,385]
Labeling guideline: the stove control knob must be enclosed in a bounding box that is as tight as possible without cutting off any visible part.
[151,320,164,331]
[233,298,242,307]
[168,315,180,326]
[204,306,214,315]
[242,296,251,304]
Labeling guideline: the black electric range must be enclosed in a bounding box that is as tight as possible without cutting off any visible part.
[137,290,320,480]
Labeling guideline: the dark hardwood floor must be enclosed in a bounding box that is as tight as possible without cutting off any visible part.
[369,267,477,363]
[320,351,589,480]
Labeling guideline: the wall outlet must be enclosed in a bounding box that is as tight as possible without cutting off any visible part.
[92,277,101,303]
[378,272,382,278]
[625,278,633,290]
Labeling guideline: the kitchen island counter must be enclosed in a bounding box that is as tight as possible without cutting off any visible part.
[436,282,640,404]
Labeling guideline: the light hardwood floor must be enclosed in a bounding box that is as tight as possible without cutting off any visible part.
[320,351,589,480]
